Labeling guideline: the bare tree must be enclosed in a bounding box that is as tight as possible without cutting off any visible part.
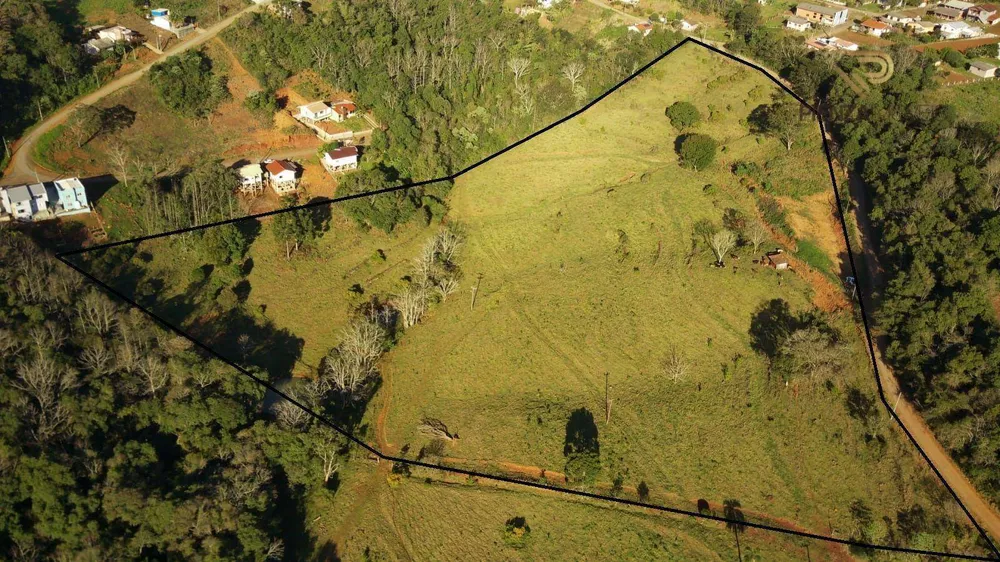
[507,57,531,88]
[265,540,285,561]
[106,140,132,189]
[136,355,169,395]
[436,276,459,300]
[562,62,586,102]
[14,356,76,442]
[413,238,438,287]
[435,228,463,263]
[662,347,689,382]
[746,221,768,256]
[709,229,737,266]
[515,83,535,116]
[76,290,117,334]
[274,395,311,429]
[322,318,386,397]
[80,343,114,375]
[395,285,428,329]
[985,156,1000,212]
[311,44,332,70]
[314,429,341,484]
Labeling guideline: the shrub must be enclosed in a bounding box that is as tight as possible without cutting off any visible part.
[243,90,278,121]
[665,100,701,130]
[732,160,761,178]
[756,194,793,237]
[503,517,531,548]
[149,50,230,117]
[677,133,717,171]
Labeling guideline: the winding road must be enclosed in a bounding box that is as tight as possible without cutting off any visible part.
[0,0,269,186]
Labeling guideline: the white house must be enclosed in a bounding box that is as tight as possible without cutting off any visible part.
[786,15,812,31]
[938,20,982,38]
[50,178,90,215]
[860,19,892,36]
[298,101,332,122]
[98,26,139,43]
[265,160,299,195]
[1,185,33,220]
[150,8,172,30]
[628,22,654,36]
[969,61,998,77]
[322,146,359,172]
[237,163,265,195]
[330,100,357,123]
[537,0,563,7]
[679,19,699,31]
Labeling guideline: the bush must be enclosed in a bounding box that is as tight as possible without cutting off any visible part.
[503,517,531,548]
[940,48,966,69]
[149,50,230,117]
[243,90,278,121]
[677,133,717,171]
[756,194,793,237]
[732,160,761,178]
[665,100,701,130]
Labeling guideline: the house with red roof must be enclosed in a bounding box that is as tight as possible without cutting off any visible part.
[265,160,299,195]
[322,146,359,173]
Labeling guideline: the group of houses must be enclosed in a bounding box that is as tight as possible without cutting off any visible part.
[859,1,996,39]
[787,0,995,39]
[0,178,90,223]
[295,99,361,142]
[235,147,360,197]
[81,25,140,56]
[236,160,300,197]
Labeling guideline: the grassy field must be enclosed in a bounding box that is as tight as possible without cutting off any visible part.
[925,80,1000,126]
[75,43,989,557]
[325,457,854,561]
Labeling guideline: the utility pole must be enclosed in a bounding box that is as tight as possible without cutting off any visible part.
[893,391,902,413]
[2,137,9,160]
[470,273,483,311]
[605,372,612,424]
[36,99,44,122]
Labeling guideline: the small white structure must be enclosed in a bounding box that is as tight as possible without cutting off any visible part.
[679,19,699,31]
[322,146,359,172]
[786,15,812,31]
[98,26,139,43]
[150,8,172,30]
[938,20,982,38]
[628,22,654,36]
[806,36,859,51]
[237,163,265,195]
[83,38,116,56]
[330,100,357,123]
[537,0,563,7]
[969,61,998,78]
[265,160,298,195]
[298,101,332,122]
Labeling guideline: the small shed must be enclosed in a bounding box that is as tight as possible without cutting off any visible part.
[765,250,789,270]
[969,61,997,78]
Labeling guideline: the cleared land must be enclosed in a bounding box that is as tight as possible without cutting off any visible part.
[72,43,989,556]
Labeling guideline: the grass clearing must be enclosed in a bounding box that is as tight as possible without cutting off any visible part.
[72,42,989,557]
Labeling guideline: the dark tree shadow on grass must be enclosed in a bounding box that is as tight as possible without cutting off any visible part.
[749,298,804,359]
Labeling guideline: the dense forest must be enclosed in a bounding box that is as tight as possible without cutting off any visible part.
[0,0,109,145]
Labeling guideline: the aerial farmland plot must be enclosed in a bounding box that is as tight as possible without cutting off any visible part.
[67,41,992,558]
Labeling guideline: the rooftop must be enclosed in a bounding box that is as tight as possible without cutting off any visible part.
[5,185,30,203]
[300,101,330,114]
[265,160,296,175]
[326,146,359,160]
[970,60,997,70]
[797,3,844,16]
[862,19,891,28]
[238,163,264,178]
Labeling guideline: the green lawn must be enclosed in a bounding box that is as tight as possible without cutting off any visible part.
[926,80,1000,126]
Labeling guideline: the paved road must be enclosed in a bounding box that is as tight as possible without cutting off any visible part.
[1,1,268,186]
[844,160,1000,547]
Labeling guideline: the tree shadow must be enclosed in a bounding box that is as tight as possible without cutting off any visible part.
[564,407,599,457]
[748,298,805,359]
[270,468,315,561]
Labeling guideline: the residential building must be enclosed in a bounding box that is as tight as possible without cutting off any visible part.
[943,0,975,13]
[237,163,265,195]
[969,60,998,77]
[83,38,116,56]
[884,11,918,23]
[905,19,937,33]
[265,160,299,195]
[0,178,90,222]
[861,19,892,35]
[628,22,654,36]
[50,178,90,215]
[967,4,998,23]
[322,146,360,172]
[786,15,813,30]
[98,25,139,43]
[537,0,563,7]
[299,101,333,122]
[679,19,699,31]
[932,6,965,19]
[331,100,357,123]
[794,3,849,25]
[938,20,982,37]
[150,8,172,30]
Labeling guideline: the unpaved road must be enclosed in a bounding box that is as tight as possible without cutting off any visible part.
[845,163,1000,548]
[1,1,269,185]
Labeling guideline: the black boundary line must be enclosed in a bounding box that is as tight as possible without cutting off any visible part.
[52,37,1000,560]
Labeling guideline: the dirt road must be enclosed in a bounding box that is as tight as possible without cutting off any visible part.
[1,1,269,186]
[844,163,1000,548]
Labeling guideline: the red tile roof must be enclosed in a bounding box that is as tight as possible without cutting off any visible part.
[862,19,890,29]
[332,102,357,116]
[265,160,296,175]
[326,146,358,160]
